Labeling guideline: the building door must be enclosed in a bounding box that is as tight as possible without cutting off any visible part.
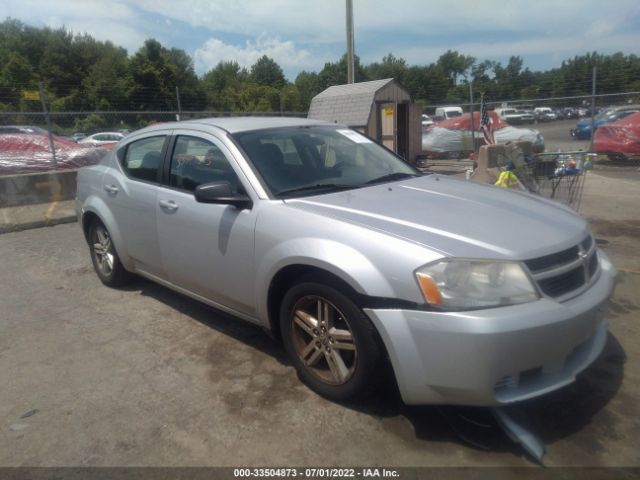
[379,103,395,151]
[396,103,409,159]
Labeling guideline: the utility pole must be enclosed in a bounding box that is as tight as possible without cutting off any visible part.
[346,0,355,84]
[469,81,475,153]
[175,86,182,121]
[589,67,596,152]
[38,82,57,168]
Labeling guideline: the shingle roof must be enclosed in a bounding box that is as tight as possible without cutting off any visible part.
[307,78,395,127]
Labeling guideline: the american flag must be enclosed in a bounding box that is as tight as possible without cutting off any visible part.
[480,95,496,145]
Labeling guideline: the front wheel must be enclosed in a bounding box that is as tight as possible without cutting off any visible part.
[280,280,383,401]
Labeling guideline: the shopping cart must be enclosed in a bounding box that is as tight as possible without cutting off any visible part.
[500,148,593,212]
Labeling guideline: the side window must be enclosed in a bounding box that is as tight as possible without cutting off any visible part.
[169,136,240,192]
[121,136,166,183]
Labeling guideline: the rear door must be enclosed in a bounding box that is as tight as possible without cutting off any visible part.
[104,134,169,278]
[155,131,258,316]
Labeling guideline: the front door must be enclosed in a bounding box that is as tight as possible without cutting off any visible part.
[155,132,257,316]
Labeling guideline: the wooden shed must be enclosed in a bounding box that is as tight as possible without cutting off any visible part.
[307,78,422,163]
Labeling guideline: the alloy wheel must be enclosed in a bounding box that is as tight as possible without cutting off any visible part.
[92,224,114,277]
[290,295,357,385]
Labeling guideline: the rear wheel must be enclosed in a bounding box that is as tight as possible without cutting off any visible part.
[89,221,131,287]
[280,279,383,401]
[607,153,627,162]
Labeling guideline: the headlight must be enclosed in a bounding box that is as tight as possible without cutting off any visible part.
[415,259,539,309]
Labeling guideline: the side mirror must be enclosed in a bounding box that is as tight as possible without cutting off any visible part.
[194,181,253,209]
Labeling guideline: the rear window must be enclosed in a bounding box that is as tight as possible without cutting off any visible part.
[121,136,166,183]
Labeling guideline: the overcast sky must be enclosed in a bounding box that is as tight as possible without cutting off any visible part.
[4,0,640,79]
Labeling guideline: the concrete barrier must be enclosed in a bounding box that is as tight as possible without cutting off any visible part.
[0,169,78,208]
[0,170,78,234]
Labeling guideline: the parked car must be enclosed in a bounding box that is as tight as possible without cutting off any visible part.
[421,114,434,129]
[0,131,109,174]
[78,132,124,147]
[534,107,557,122]
[555,107,578,120]
[593,111,640,161]
[422,112,545,156]
[571,106,640,139]
[0,125,48,135]
[494,108,525,125]
[72,132,87,142]
[76,117,616,406]
[517,110,535,124]
[435,106,463,120]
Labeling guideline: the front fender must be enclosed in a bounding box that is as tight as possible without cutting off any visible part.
[79,194,133,271]
[255,238,395,322]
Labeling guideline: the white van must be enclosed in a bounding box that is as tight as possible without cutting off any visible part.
[435,106,463,120]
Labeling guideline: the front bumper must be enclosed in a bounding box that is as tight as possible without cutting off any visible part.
[364,249,617,406]
[571,127,591,139]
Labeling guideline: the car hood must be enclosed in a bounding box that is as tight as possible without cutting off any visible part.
[284,175,589,260]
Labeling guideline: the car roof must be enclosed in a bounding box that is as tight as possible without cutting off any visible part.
[614,105,640,112]
[135,117,335,136]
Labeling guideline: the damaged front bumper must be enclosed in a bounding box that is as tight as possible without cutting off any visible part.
[364,250,617,406]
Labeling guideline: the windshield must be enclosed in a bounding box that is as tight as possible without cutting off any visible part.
[595,108,617,121]
[446,111,462,118]
[233,126,420,198]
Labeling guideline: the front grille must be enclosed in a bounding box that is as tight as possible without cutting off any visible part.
[537,266,585,297]
[524,246,579,273]
[524,235,598,299]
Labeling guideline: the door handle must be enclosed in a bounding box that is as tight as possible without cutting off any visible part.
[104,184,119,195]
[159,199,179,212]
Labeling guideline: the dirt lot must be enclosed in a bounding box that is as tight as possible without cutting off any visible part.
[0,134,639,469]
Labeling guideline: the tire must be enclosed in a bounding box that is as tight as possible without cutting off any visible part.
[607,153,627,162]
[88,220,131,287]
[280,279,383,401]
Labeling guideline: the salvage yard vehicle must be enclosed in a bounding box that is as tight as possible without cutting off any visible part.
[435,106,463,120]
[78,131,125,147]
[593,111,640,161]
[76,117,616,406]
[422,112,545,157]
[494,107,525,125]
[534,107,557,122]
[0,130,109,174]
[571,106,640,139]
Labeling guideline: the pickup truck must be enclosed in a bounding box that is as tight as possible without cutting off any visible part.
[494,108,525,125]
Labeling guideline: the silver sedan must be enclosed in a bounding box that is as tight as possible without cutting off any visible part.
[76,117,616,405]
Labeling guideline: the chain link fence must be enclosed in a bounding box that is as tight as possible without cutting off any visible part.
[0,110,308,176]
[2,88,639,176]
[427,91,640,116]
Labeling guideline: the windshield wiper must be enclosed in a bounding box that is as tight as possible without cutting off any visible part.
[277,183,359,198]
[365,172,421,185]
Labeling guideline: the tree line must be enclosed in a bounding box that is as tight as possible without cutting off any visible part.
[1,18,640,131]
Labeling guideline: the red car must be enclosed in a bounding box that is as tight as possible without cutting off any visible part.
[593,111,640,160]
[0,130,109,175]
